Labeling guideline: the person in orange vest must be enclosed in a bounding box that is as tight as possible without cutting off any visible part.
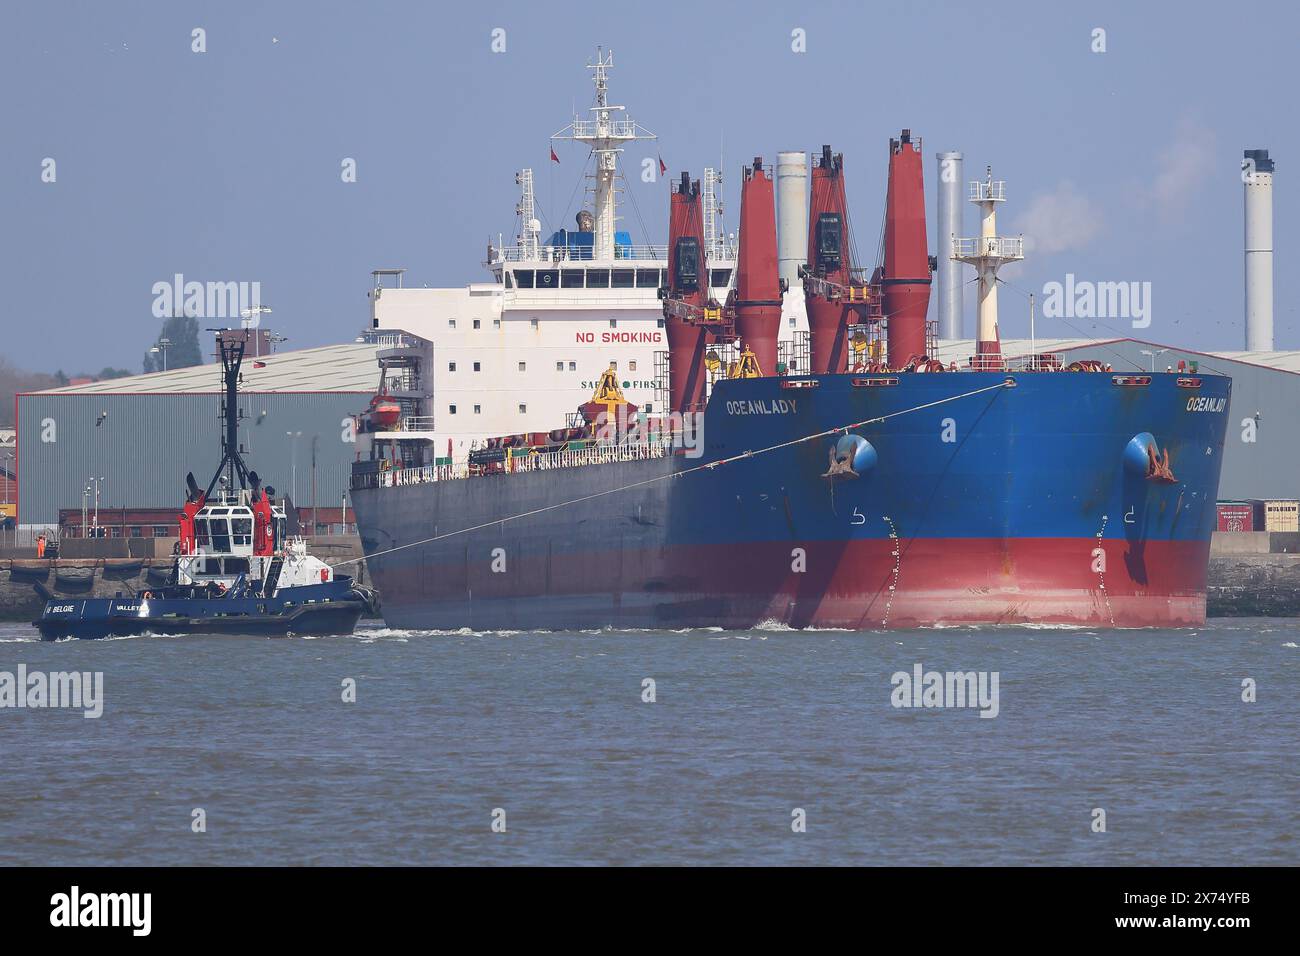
[36,533,47,558]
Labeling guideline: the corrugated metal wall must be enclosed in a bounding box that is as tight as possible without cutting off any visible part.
[1054,342,1300,501]
[17,393,366,525]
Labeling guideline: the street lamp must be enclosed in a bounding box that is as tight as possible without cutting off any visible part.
[90,476,105,537]
[286,431,302,503]
[150,337,172,371]
[1139,348,1169,373]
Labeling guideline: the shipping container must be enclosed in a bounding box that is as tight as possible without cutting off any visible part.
[1263,499,1300,532]
[1216,501,1260,532]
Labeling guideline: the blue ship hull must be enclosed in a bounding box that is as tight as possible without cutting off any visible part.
[351,370,1231,629]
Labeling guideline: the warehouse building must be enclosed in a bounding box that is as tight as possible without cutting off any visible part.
[16,339,388,530]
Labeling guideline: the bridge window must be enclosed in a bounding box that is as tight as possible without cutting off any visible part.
[587,269,610,288]
[710,269,732,288]
[513,270,534,288]
[210,518,231,553]
[561,270,584,288]
[232,518,252,547]
[195,519,211,549]
[535,270,558,289]
[611,269,635,289]
[636,269,660,288]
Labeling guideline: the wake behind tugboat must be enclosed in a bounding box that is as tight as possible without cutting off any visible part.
[33,336,376,640]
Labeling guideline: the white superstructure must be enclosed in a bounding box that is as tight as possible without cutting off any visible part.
[366,50,811,462]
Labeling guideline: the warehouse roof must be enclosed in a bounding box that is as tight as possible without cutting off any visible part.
[32,342,383,395]
[934,338,1300,375]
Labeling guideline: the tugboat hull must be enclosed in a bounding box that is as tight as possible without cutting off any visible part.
[34,585,371,641]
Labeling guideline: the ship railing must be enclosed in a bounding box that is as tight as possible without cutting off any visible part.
[495,243,739,264]
[497,244,669,263]
[355,441,673,490]
[1003,352,1063,372]
[359,330,422,349]
[508,441,671,474]
[951,236,1024,260]
[394,416,437,432]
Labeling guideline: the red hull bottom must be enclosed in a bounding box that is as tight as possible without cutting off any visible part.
[369,536,1212,630]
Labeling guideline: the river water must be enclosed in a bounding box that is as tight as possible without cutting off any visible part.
[1,618,1296,865]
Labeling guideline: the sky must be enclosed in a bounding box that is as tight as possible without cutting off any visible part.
[1,0,1295,372]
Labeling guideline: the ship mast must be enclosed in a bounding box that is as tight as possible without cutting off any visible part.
[552,48,656,261]
[205,333,252,499]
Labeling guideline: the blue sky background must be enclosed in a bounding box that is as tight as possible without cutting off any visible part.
[1,0,1294,371]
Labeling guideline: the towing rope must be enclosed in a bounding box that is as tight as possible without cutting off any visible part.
[330,379,1014,569]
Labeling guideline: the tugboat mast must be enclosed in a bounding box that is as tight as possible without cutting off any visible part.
[206,333,252,499]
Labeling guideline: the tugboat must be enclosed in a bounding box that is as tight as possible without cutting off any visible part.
[34,335,377,640]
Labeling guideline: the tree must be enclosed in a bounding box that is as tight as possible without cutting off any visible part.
[0,357,61,427]
[143,314,203,372]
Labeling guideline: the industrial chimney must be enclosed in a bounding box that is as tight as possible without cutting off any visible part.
[776,151,809,289]
[935,151,964,339]
[1244,148,1274,351]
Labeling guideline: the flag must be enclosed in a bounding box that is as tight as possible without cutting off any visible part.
[658,155,667,176]
[550,146,559,164]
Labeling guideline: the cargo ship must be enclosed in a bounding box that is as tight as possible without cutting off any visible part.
[346,53,1230,629]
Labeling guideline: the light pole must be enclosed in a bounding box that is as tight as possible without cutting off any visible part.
[286,431,302,504]
[150,337,172,371]
[1139,348,1169,373]
[91,476,105,537]
[310,435,319,537]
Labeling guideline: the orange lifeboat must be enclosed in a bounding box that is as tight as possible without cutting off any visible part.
[368,393,401,429]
